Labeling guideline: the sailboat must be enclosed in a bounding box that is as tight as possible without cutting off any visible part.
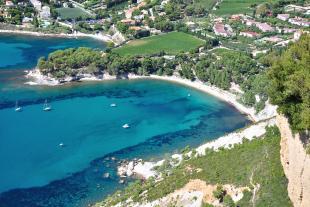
[15,101,22,112]
[43,99,52,111]
[122,123,130,129]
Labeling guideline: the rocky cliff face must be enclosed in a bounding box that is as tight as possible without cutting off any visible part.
[276,115,310,207]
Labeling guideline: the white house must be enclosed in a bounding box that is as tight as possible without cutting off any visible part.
[30,0,42,11]
[40,6,50,19]
[255,23,274,32]
[289,17,310,27]
[240,31,259,38]
[22,17,33,23]
[277,14,289,21]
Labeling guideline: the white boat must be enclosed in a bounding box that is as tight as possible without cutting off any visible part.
[43,99,52,111]
[187,93,191,97]
[122,124,130,129]
[110,103,117,107]
[15,101,22,112]
[59,143,64,147]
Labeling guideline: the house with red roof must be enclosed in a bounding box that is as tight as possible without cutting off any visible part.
[213,23,233,37]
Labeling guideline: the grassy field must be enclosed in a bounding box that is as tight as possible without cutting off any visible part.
[213,0,271,16]
[56,7,91,19]
[101,126,292,207]
[114,32,205,56]
[193,0,217,10]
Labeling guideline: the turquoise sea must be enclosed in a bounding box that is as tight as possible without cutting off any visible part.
[0,33,106,70]
[0,34,250,207]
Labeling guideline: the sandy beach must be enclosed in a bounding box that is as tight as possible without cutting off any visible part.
[0,29,113,43]
[25,70,277,122]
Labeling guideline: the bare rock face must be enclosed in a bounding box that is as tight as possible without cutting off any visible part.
[277,115,310,207]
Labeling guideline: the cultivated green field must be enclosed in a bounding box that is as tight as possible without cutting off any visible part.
[56,7,90,19]
[214,0,271,15]
[114,32,205,56]
[193,0,217,10]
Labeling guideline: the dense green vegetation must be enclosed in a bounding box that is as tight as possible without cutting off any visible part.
[37,48,105,78]
[114,32,205,56]
[37,47,177,78]
[37,43,265,110]
[268,34,310,132]
[100,126,292,207]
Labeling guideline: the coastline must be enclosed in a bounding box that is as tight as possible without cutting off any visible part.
[25,69,277,122]
[117,117,276,182]
[0,29,113,43]
[24,69,278,203]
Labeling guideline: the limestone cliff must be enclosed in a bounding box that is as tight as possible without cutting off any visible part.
[276,115,310,207]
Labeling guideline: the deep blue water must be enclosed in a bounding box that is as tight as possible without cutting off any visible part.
[0,34,250,207]
[0,33,106,70]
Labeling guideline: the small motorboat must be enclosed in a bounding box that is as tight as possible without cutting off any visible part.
[110,103,117,107]
[59,143,64,147]
[187,93,191,97]
[122,124,130,129]
[15,101,22,112]
[43,99,52,111]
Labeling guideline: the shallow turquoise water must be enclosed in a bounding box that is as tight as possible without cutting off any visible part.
[0,33,106,70]
[0,34,250,207]
[0,79,250,207]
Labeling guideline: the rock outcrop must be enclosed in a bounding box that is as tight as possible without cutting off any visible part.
[276,115,310,207]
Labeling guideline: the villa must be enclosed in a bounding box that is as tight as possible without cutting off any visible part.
[121,19,136,25]
[245,19,256,26]
[277,14,290,21]
[30,0,42,11]
[285,4,310,12]
[230,14,244,21]
[279,28,297,34]
[288,17,310,27]
[129,26,142,31]
[240,31,260,38]
[5,0,14,7]
[40,6,50,19]
[22,17,33,23]
[261,36,283,43]
[213,23,233,37]
[255,22,274,32]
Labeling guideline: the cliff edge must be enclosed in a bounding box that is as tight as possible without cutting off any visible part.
[277,115,310,207]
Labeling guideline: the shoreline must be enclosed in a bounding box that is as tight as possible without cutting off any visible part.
[0,29,113,43]
[117,117,276,181]
[25,69,277,122]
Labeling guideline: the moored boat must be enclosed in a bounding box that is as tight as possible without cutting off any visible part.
[15,101,22,112]
[43,99,52,111]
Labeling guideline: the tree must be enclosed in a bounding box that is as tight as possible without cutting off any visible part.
[116,22,129,34]
[268,34,310,132]
[33,16,39,28]
[223,195,235,207]
[213,185,226,202]
[185,5,194,16]
[179,64,195,81]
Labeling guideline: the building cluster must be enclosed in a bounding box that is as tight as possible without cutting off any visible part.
[277,13,310,27]
[0,0,51,28]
